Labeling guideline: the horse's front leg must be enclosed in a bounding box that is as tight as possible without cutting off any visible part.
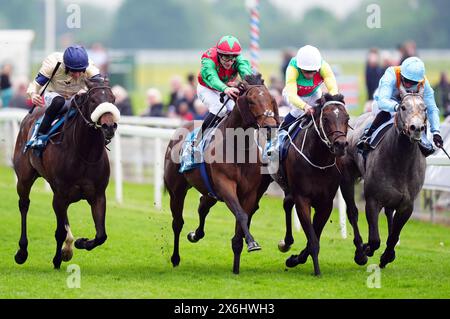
[52,196,69,269]
[278,193,295,252]
[380,206,413,268]
[75,194,107,251]
[363,197,382,257]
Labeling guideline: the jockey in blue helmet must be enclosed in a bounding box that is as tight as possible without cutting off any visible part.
[357,56,443,156]
[27,45,102,148]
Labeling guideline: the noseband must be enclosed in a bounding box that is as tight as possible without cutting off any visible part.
[72,85,113,129]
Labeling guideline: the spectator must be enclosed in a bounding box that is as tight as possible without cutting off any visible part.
[269,74,283,94]
[193,98,208,120]
[399,40,417,64]
[88,43,109,76]
[1,63,13,107]
[434,72,450,118]
[111,85,133,116]
[280,48,295,82]
[179,85,196,113]
[187,72,197,90]
[9,80,30,109]
[269,88,289,118]
[142,88,164,117]
[177,99,194,121]
[365,48,383,101]
[168,75,183,108]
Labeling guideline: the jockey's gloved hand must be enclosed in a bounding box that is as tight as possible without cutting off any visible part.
[433,133,444,148]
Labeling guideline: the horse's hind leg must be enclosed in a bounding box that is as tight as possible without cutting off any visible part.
[380,207,412,268]
[75,194,107,251]
[51,196,69,269]
[278,193,295,253]
[363,198,382,257]
[169,186,188,267]
[61,217,74,262]
[14,170,38,265]
[340,181,367,265]
[384,208,394,237]
[187,195,217,243]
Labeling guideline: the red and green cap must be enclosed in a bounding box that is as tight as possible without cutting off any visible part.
[216,35,242,55]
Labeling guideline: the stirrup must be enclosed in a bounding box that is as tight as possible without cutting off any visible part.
[356,135,371,151]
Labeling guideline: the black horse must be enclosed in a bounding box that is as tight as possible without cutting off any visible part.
[13,79,119,269]
[274,93,349,276]
[340,85,427,268]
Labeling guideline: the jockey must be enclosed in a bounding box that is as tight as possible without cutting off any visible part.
[196,35,253,139]
[27,45,102,148]
[356,56,443,155]
[280,45,339,130]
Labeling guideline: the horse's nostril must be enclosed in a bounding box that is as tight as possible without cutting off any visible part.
[420,125,425,131]
[410,125,416,132]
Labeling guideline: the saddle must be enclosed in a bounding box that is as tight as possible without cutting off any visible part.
[24,107,76,156]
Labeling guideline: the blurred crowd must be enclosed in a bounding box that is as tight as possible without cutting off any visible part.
[1,40,449,121]
[364,40,450,117]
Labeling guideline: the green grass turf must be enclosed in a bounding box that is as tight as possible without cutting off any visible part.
[0,164,449,299]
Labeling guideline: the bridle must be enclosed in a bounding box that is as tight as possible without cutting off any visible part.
[240,85,279,128]
[395,93,427,138]
[72,85,113,129]
[311,100,347,151]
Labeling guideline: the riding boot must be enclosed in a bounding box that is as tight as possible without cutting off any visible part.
[279,113,297,132]
[195,112,219,144]
[32,96,65,149]
[418,132,435,157]
[356,111,391,151]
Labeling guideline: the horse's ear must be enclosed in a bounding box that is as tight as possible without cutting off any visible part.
[399,84,407,98]
[418,84,425,97]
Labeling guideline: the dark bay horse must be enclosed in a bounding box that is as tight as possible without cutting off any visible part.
[274,93,349,276]
[164,74,279,274]
[340,85,427,268]
[13,79,119,269]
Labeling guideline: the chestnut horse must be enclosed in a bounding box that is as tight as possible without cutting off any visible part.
[13,79,119,269]
[275,93,349,276]
[164,74,279,274]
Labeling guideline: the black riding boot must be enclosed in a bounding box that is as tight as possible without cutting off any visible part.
[37,96,65,136]
[356,111,391,151]
[280,113,297,132]
[197,112,220,141]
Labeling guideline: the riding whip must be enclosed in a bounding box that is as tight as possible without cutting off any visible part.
[29,62,61,114]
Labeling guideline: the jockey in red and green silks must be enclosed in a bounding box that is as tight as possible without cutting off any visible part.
[196,35,253,137]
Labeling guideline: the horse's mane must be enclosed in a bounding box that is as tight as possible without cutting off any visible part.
[243,73,264,86]
[317,93,345,106]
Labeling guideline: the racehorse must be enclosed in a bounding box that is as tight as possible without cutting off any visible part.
[339,85,427,268]
[164,74,279,274]
[13,78,120,269]
[275,93,349,276]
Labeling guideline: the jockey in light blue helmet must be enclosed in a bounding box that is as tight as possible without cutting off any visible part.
[356,56,443,156]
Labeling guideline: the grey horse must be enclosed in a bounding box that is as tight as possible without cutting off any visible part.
[340,84,427,268]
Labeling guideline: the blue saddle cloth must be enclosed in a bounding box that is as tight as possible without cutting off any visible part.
[179,127,222,200]
[368,117,395,149]
[24,109,76,155]
[262,124,303,164]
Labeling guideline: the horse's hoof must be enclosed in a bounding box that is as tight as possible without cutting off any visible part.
[354,250,368,266]
[74,238,88,249]
[285,255,299,268]
[247,241,261,252]
[187,231,198,243]
[278,240,291,253]
[380,250,395,268]
[14,249,28,265]
[171,255,180,267]
[61,248,73,262]
[53,257,62,270]
[362,243,374,257]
